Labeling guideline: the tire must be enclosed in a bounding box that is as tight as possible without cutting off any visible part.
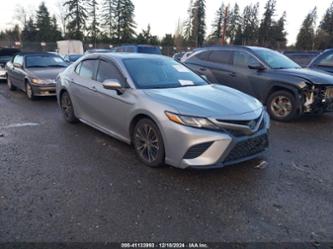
[267,90,299,122]
[25,82,36,100]
[7,76,16,91]
[132,118,165,168]
[60,91,78,123]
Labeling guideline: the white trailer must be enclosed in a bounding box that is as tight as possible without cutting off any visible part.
[57,40,84,56]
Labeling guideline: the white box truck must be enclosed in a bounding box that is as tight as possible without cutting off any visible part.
[57,40,84,57]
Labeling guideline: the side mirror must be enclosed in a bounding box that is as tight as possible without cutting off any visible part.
[102,79,125,95]
[248,62,265,71]
[13,63,22,69]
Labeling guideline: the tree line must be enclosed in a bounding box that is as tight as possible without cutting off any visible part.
[1,0,333,51]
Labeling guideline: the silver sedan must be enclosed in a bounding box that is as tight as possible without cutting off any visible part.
[56,53,270,169]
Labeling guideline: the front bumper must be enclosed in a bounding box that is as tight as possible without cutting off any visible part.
[163,112,270,169]
[31,84,56,96]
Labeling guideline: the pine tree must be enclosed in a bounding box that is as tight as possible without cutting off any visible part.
[101,0,116,39]
[210,3,224,41]
[36,2,52,42]
[113,0,136,44]
[227,3,241,44]
[87,0,100,45]
[63,0,88,40]
[296,8,317,50]
[51,15,63,41]
[315,2,333,49]
[272,12,287,49]
[242,3,260,45]
[258,0,276,47]
[22,17,38,41]
[184,0,206,47]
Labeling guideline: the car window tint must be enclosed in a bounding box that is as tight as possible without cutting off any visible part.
[13,55,23,66]
[79,60,98,80]
[196,51,211,61]
[208,51,233,64]
[318,53,333,67]
[96,60,125,84]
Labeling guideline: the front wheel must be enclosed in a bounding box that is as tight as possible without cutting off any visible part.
[133,119,165,168]
[26,82,36,100]
[267,90,299,122]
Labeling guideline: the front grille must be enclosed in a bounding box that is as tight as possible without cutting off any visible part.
[224,134,268,163]
[222,118,265,137]
[183,142,213,159]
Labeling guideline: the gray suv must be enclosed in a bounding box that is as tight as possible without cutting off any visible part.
[184,46,333,121]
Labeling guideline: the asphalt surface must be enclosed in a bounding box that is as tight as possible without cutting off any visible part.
[0,82,332,243]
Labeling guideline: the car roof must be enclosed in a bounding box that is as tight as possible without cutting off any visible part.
[193,45,267,53]
[18,52,59,56]
[98,52,168,60]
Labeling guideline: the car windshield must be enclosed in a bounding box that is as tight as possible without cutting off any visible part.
[253,48,301,69]
[123,57,207,89]
[69,55,82,62]
[26,55,67,68]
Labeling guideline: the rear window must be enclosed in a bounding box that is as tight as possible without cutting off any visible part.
[208,50,233,65]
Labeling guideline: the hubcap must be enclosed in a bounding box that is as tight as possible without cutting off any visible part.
[134,124,160,163]
[271,96,292,118]
[61,94,72,119]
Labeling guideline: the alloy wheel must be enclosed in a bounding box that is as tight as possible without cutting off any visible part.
[134,123,160,163]
[61,93,73,120]
[270,96,293,118]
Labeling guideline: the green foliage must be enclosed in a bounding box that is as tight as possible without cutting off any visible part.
[296,8,317,50]
[64,0,88,40]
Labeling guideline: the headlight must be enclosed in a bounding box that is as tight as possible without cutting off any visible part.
[165,111,218,130]
[31,78,55,84]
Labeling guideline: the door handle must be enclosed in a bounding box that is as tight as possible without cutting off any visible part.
[230,72,236,77]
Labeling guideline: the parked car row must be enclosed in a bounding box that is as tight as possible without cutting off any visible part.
[2,45,333,169]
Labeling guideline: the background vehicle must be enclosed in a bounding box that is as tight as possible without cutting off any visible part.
[6,52,67,100]
[173,52,185,62]
[283,51,320,67]
[0,48,20,80]
[57,40,84,57]
[308,49,333,75]
[64,54,83,64]
[184,46,333,121]
[57,54,269,169]
[113,45,161,55]
[85,48,114,54]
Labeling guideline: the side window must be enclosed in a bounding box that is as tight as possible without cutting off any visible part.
[233,52,254,68]
[208,50,233,65]
[13,55,23,66]
[96,60,125,85]
[196,51,211,61]
[318,53,333,67]
[78,60,98,80]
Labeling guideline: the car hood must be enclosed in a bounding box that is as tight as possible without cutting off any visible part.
[277,68,333,85]
[26,67,66,80]
[144,84,263,120]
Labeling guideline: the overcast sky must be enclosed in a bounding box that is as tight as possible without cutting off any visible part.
[0,0,332,45]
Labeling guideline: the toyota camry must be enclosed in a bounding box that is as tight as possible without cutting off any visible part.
[56,53,270,169]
